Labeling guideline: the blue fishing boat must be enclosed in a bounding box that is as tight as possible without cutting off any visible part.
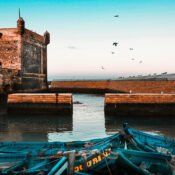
[114,148,173,175]
[74,145,173,175]
[0,132,173,175]
[73,130,159,174]
[123,123,175,154]
[0,134,120,157]
[0,134,123,174]
[73,132,173,175]
[0,132,138,175]
[0,156,68,174]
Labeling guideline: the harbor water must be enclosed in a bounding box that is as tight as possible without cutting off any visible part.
[0,94,174,142]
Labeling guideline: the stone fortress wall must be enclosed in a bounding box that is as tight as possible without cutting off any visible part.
[0,16,50,92]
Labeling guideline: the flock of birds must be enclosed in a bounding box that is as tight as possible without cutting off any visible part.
[101,14,143,70]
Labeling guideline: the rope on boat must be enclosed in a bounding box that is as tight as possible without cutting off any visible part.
[107,152,118,160]
[0,134,119,174]
[17,158,59,174]
[101,147,113,175]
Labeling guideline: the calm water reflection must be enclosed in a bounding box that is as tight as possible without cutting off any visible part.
[0,115,72,142]
[0,94,174,141]
[105,116,175,138]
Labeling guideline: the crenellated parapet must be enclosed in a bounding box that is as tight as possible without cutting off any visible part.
[44,31,50,45]
[0,16,50,92]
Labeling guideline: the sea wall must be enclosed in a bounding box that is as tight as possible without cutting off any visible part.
[50,80,175,93]
[105,93,175,117]
[7,93,73,115]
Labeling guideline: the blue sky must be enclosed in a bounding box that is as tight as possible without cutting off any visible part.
[1,0,175,78]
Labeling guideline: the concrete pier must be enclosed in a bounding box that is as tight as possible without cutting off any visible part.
[7,93,73,115]
[105,93,175,117]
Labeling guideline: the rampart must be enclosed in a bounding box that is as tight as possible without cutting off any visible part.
[50,80,175,93]
[0,17,50,92]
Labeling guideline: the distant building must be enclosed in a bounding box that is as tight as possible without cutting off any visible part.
[0,16,50,92]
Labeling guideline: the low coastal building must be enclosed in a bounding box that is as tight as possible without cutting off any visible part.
[0,15,50,92]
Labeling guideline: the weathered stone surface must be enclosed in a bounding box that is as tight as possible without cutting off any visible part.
[23,42,41,74]
[0,17,50,92]
[51,80,175,93]
[8,93,72,104]
[105,93,175,104]
[0,29,21,70]
[7,93,73,115]
[105,93,175,116]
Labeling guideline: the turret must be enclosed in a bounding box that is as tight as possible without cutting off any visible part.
[17,17,25,35]
[43,31,50,45]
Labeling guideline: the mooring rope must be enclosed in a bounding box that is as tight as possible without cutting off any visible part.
[14,158,60,174]
[101,147,113,175]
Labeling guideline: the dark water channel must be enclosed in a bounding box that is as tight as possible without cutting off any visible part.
[0,94,174,142]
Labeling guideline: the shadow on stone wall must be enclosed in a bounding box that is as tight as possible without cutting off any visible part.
[0,93,7,115]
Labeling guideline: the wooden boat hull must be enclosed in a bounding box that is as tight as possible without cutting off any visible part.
[0,156,68,175]
[0,134,122,175]
[0,134,120,156]
[123,123,175,154]
[115,149,172,175]
[0,129,173,175]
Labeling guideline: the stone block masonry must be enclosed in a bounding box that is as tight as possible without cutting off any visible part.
[0,16,50,92]
[51,80,175,93]
[105,93,175,117]
[0,74,3,92]
[7,93,73,115]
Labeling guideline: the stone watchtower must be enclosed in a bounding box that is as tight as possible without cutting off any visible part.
[0,16,50,92]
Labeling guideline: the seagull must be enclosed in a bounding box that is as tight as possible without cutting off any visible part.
[131,58,135,60]
[129,48,134,50]
[113,42,118,47]
[111,51,115,54]
[139,61,143,63]
[101,66,104,70]
[114,15,119,17]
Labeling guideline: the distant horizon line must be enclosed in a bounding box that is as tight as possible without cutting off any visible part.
[48,72,175,81]
[48,72,175,77]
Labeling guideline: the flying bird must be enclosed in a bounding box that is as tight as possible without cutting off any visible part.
[113,42,118,47]
[101,66,105,70]
[129,48,134,50]
[114,15,119,17]
[131,58,135,60]
[111,51,115,54]
[139,61,143,63]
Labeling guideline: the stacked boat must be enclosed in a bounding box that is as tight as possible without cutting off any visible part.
[0,124,174,174]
